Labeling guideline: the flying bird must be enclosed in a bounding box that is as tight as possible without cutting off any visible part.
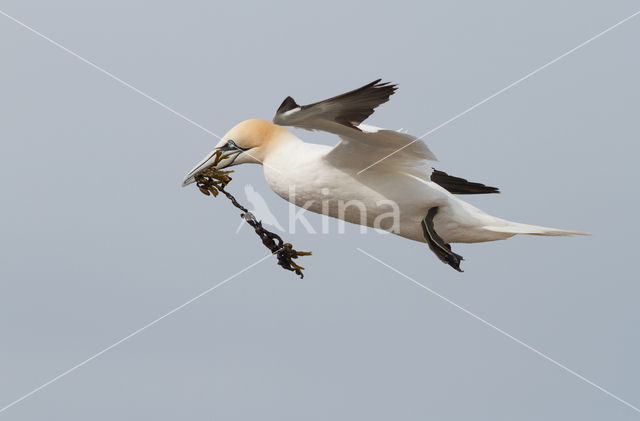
[183,80,587,271]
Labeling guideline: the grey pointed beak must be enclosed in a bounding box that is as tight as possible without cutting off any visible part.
[181,145,245,187]
[182,150,219,187]
[181,174,197,187]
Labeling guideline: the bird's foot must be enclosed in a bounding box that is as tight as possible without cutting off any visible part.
[421,207,464,272]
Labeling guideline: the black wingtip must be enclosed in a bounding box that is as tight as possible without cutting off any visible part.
[371,79,398,94]
[276,96,299,114]
[431,169,500,195]
[275,79,399,128]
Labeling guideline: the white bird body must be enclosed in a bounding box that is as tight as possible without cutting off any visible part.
[182,80,587,271]
[262,130,540,244]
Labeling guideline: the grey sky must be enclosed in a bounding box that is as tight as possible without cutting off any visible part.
[1,1,639,420]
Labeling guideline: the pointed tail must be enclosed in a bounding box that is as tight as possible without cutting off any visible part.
[483,222,590,237]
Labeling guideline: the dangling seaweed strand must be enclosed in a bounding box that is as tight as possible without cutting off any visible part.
[194,151,312,278]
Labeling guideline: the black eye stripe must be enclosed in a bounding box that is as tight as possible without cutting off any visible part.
[218,139,250,152]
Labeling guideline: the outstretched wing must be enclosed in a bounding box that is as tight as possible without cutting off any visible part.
[273,80,498,194]
[273,79,396,130]
[273,80,436,171]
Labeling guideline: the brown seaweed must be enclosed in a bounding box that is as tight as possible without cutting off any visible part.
[194,151,311,278]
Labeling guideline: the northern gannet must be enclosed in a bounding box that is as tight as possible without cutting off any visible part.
[182,80,587,271]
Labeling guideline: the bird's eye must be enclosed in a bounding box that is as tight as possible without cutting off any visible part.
[220,139,248,152]
[218,140,241,152]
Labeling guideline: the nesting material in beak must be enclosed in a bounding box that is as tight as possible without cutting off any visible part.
[182,146,243,187]
[182,150,312,278]
[193,151,234,196]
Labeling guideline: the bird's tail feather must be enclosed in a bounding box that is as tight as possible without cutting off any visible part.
[482,222,589,237]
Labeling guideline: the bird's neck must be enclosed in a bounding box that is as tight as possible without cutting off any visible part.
[263,133,330,173]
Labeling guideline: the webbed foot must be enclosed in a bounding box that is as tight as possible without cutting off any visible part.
[421,207,464,272]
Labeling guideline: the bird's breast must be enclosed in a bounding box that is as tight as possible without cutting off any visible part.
[262,148,448,242]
